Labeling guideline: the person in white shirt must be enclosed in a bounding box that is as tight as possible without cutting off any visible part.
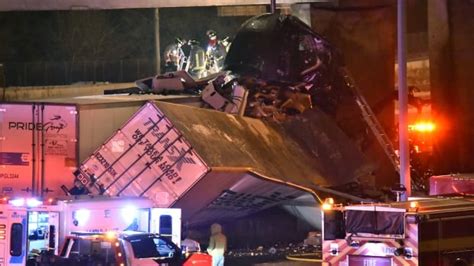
[181,230,201,253]
[207,223,227,266]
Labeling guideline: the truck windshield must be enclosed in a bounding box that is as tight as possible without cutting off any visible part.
[61,238,116,264]
[129,235,177,259]
[345,210,405,236]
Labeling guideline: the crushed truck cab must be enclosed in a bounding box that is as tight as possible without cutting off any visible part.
[322,197,474,265]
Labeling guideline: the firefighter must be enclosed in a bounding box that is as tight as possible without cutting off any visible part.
[205,30,226,74]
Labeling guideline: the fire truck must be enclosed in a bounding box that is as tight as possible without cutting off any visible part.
[322,197,474,265]
[0,196,181,265]
[429,173,474,196]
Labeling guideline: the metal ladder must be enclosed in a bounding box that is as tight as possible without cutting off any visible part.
[341,67,400,172]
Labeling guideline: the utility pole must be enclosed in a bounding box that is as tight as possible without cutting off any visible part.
[397,0,411,200]
[154,8,161,75]
[271,0,276,13]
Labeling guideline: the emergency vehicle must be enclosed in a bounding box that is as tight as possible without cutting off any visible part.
[0,198,60,265]
[0,196,181,265]
[321,197,474,265]
[429,173,474,196]
[54,231,211,266]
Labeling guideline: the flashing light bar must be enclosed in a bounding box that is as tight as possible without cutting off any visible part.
[26,198,43,207]
[9,198,25,207]
[8,198,43,207]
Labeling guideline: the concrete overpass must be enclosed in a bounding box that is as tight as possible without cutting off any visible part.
[0,0,332,11]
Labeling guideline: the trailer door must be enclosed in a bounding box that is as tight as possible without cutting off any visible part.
[150,208,181,247]
[6,209,27,266]
[48,212,60,255]
[0,209,8,266]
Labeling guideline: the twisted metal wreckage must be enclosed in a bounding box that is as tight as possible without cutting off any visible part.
[101,13,400,201]
[131,14,348,123]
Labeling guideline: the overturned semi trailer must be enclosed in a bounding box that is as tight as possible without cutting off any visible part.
[75,101,373,228]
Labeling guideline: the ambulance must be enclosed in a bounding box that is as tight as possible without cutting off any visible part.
[0,196,181,265]
[0,198,60,265]
[321,197,474,265]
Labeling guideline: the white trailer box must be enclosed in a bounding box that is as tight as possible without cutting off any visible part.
[0,103,77,198]
[75,101,210,208]
[0,95,200,197]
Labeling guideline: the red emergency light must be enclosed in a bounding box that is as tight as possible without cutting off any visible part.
[408,121,436,133]
[322,198,335,210]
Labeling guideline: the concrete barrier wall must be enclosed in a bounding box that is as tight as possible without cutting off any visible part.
[0,82,134,101]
